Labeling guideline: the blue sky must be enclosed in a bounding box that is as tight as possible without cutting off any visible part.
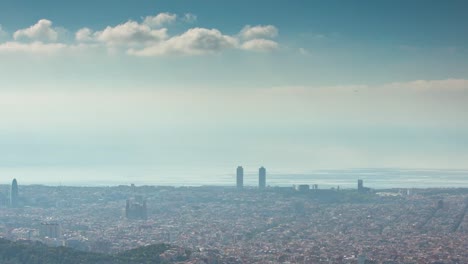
[0,1,468,184]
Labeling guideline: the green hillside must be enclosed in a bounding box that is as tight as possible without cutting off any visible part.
[0,238,189,264]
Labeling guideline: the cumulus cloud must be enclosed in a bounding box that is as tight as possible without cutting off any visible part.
[129,28,238,56]
[13,19,58,42]
[143,12,177,27]
[0,41,67,54]
[183,13,197,23]
[94,20,167,46]
[75,27,93,42]
[129,24,281,56]
[240,25,278,40]
[1,14,281,56]
[241,38,278,51]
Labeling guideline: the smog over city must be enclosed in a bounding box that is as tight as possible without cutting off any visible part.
[0,1,467,263]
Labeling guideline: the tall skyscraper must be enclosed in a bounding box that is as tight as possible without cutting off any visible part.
[125,197,147,220]
[40,222,62,239]
[358,179,363,192]
[236,166,244,189]
[259,166,266,189]
[10,178,18,208]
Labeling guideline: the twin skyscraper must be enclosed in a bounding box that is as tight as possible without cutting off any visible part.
[236,166,266,189]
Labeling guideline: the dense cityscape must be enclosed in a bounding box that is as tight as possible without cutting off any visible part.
[0,167,467,263]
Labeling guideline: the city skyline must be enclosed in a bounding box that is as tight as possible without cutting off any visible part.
[1,1,468,183]
[0,2,467,264]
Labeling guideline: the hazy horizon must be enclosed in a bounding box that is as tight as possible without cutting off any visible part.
[1,0,468,185]
[2,167,467,189]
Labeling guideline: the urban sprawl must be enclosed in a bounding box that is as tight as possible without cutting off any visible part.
[1,167,467,264]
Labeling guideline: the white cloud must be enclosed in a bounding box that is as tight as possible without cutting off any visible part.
[0,41,98,55]
[241,38,278,51]
[13,19,58,42]
[94,20,168,47]
[0,25,8,39]
[0,41,67,54]
[2,16,281,56]
[75,27,93,42]
[183,13,197,23]
[143,12,177,28]
[2,80,468,173]
[240,25,278,40]
[383,79,468,92]
[129,28,238,56]
[263,79,468,97]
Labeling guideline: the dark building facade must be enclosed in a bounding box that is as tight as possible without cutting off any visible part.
[40,222,61,238]
[236,166,244,189]
[358,179,364,192]
[125,197,147,220]
[358,179,370,193]
[259,166,266,189]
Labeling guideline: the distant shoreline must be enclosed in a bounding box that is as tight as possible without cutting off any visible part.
[2,184,467,191]
[1,167,466,189]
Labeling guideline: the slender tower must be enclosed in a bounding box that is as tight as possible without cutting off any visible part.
[259,166,266,189]
[236,166,244,189]
[358,179,364,192]
[10,179,19,208]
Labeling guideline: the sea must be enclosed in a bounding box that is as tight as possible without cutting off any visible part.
[1,166,467,189]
